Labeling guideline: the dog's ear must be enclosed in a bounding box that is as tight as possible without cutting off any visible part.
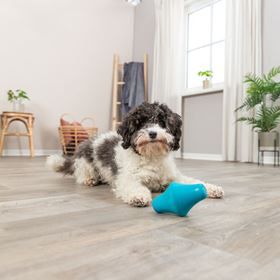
[160,104,182,151]
[117,116,132,149]
[117,103,150,149]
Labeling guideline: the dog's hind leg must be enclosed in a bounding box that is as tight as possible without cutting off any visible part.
[73,158,99,186]
[161,159,224,198]
[175,174,224,198]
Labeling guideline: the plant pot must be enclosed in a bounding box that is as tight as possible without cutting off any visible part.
[202,79,211,89]
[258,131,279,148]
[12,100,25,112]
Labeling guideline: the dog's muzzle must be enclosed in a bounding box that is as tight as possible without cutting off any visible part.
[134,127,172,157]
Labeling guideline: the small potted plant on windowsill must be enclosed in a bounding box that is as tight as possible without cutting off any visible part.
[7,89,30,112]
[198,70,213,89]
[236,67,280,150]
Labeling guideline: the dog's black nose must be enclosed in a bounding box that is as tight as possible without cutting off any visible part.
[149,131,157,139]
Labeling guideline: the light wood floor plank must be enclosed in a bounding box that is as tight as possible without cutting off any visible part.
[0,156,279,279]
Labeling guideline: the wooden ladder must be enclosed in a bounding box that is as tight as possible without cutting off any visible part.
[111,54,148,131]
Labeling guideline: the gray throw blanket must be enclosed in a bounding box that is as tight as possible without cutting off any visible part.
[121,62,145,117]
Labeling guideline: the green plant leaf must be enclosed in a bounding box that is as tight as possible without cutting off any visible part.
[238,104,280,132]
[197,70,213,78]
[265,66,280,81]
[7,90,16,102]
[16,89,30,100]
[236,66,280,131]
[6,89,30,102]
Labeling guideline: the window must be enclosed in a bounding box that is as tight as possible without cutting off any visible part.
[186,0,225,89]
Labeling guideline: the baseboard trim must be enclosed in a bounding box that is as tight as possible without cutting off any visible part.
[182,152,279,165]
[2,149,61,156]
[258,154,279,165]
[182,153,223,161]
[2,150,279,165]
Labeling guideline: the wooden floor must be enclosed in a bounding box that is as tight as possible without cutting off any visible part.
[0,157,279,280]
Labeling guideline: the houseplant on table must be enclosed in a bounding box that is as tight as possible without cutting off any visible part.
[7,89,30,112]
[198,70,213,89]
[236,66,280,150]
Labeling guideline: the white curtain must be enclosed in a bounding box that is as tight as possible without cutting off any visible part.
[222,0,262,162]
[152,0,185,114]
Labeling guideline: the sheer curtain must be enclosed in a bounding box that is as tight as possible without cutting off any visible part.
[222,0,262,162]
[152,0,185,114]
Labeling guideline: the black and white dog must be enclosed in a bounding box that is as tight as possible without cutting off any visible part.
[47,102,224,207]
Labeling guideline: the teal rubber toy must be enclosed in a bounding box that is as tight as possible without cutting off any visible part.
[152,182,208,217]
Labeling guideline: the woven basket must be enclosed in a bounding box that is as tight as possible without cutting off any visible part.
[59,114,98,156]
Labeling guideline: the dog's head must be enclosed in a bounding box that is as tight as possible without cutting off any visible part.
[117,102,182,157]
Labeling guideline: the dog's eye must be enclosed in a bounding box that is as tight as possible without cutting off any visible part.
[159,121,166,128]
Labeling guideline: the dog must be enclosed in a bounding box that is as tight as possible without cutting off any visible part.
[47,102,224,207]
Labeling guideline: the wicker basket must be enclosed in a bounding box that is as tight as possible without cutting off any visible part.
[59,114,98,156]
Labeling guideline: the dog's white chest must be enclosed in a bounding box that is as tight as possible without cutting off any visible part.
[136,158,172,189]
[116,147,175,189]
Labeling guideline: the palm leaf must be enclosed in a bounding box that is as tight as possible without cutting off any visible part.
[237,105,280,132]
[236,66,280,132]
[265,66,280,80]
[235,93,263,111]
[237,117,257,125]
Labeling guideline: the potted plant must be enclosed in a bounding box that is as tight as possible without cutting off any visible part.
[198,70,213,89]
[236,67,280,148]
[7,89,30,112]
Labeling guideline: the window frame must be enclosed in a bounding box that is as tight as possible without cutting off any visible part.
[185,0,225,91]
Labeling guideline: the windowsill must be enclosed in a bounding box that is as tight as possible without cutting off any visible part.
[182,83,224,98]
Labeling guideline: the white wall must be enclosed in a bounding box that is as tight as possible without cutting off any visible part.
[182,0,280,158]
[133,0,155,97]
[183,92,223,157]
[132,0,223,158]
[263,0,280,73]
[0,0,134,152]
[132,0,280,160]
[262,0,280,140]
[2,0,277,156]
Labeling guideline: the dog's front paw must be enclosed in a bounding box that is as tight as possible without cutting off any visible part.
[158,184,169,193]
[129,197,151,207]
[84,178,98,187]
[128,189,152,207]
[205,183,224,198]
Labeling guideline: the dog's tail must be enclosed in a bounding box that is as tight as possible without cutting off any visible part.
[46,154,74,175]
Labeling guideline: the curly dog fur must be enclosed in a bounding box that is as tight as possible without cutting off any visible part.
[47,102,224,207]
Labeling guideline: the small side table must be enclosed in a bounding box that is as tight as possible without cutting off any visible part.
[0,112,35,157]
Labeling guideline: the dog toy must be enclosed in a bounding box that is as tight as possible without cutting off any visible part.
[152,182,208,217]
